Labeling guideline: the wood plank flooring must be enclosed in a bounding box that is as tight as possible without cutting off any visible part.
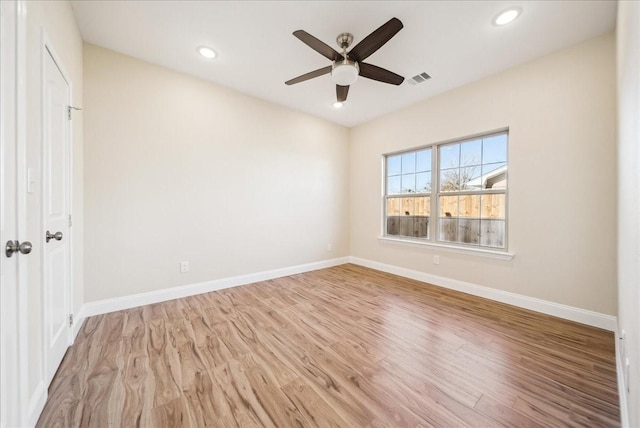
[37,264,620,427]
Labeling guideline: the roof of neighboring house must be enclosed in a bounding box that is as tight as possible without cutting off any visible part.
[467,165,507,189]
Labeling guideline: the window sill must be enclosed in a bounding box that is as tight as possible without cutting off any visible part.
[378,236,514,260]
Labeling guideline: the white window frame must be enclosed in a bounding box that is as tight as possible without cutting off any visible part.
[381,129,513,259]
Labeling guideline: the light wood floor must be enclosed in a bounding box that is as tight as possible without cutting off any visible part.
[37,264,620,427]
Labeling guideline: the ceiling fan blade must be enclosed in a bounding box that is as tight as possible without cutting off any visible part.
[293,30,344,61]
[348,17,403,62]
[336,85,349,102]
[285,66,332,85]
[359,63,404,85]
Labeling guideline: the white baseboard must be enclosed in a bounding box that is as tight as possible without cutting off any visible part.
[26,380,46,428]
[81,257,350,318]
[348,256,617,332]
[615,327,630,428]
[80,255,617,332]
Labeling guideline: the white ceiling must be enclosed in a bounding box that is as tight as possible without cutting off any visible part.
[70,1,616,128]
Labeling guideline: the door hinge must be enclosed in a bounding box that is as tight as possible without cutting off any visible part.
[68,214,72,227]
[67,105,82,120]
[69,314,73,327]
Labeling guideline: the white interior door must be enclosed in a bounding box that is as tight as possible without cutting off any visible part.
[42,45,71,384]
[1,2,22,426]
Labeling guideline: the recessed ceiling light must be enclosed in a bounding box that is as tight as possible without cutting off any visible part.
[494,8,521,26]
[197,46,217,59]
[333,102,344,109]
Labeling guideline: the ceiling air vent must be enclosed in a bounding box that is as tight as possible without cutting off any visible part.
[408,72,431,85]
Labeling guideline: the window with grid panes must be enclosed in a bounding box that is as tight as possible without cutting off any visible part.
[384,131,508,250]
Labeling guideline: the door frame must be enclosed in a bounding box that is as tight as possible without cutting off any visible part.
[0,0,29,426]
[40,29,74,385]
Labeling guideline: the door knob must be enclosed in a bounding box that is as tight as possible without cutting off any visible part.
[5,240,33,258]
[46,231,63,243]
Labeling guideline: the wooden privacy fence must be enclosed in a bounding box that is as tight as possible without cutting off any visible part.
[386,193,506,247]
[439,218,505,247]
[387,194,505,219]
[386,216,429,238]
[386,216,505,248]
[439,193,505,219]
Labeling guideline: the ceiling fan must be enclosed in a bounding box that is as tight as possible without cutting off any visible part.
[285,17,405,104]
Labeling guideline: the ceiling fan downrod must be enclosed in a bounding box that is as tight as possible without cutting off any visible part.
[332,32,359,87]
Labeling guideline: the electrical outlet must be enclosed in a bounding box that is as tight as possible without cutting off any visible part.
[327,243,333,252]
[433,255,440,265]
[180,261,189,273]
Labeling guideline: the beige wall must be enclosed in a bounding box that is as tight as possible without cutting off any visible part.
[350,33,617,315]
[24,0,83,411]
[617,1,640,426]
[83,44,350,302]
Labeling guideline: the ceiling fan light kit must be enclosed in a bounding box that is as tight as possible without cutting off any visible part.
[285,17,405,104]
[331,60,359,86]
